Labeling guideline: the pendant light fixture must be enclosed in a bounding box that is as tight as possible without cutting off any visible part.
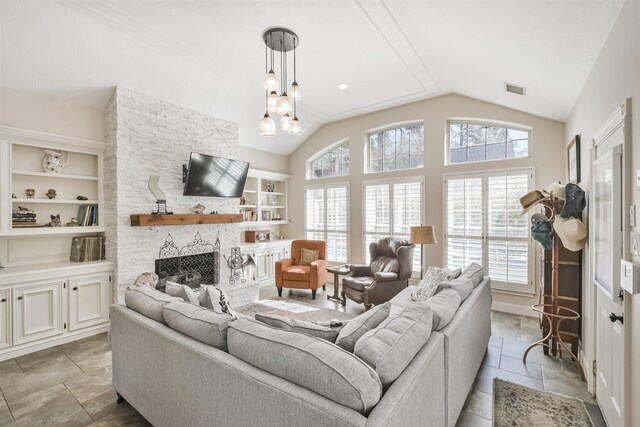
[259,28,303,136]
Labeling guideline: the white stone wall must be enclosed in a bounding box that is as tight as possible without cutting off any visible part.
[105,88,240,300]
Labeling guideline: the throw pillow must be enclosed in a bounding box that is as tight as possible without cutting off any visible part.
[299,248,319,266]
[254,314,339,342]
[228,318,382,414]
[163,301,232,350]
[133,272,159,288]
[354,303,433,387]
[411,266,451,302]
[335,302,391,352]
[165,281,201,305]
[124,285,183,325]
[460,263,485,288]
[425,289,462,330]
[446,268,462,280]
[198,285,238,320]
[436,277,474,302]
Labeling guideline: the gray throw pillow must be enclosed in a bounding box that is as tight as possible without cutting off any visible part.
[228,318,382,414]
[165,281,201,305]
[335,302,391,352]
[426,289,462,331]
[447,268,462,280]
[125,286,183,325]
[163,301,232,350]
[411,266,451,302]
[460,263,484,288]
[437,277,474,302]
[198,285,237,320]
[354,303,433,387]
[254,314,339,342]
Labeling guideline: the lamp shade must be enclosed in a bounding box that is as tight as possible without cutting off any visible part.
[410,226,437,245]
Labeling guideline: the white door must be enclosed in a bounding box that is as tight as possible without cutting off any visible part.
[254,249,271,282]
[68,273,111,331]
[13,280,64,345]
[592,132,625,425]
[0,289,10,349]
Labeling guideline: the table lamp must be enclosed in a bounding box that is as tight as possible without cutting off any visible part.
[409,225,438,278]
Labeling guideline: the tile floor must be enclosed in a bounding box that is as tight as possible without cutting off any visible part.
[0,286,606,426]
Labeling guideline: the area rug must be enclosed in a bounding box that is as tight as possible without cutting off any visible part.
[237,297,355,323]
[493,379,594,427]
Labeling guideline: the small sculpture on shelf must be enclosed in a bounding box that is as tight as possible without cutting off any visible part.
[11,193,17,199]
[65,218,80,227]
[148,175,172,214]
[45,214,62,227]
[266,180,275,192]
[46,189,57,199]
[77,195,88,201]
[41,149,68,173]
[190,204,206,214]
[25,188,35,199]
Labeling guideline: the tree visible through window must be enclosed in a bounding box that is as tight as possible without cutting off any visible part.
[368,124,424,173]
[310,141,349,179]
[449,122,529,164]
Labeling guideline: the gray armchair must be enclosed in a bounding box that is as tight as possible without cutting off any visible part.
[342,237,415,310]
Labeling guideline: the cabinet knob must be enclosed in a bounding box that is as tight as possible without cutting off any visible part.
[609,313,624,324]
[0,298,6,303]
[17,296,23,300]
[73,287,78,291]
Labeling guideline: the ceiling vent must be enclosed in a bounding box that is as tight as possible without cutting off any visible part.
[505,83,526,96]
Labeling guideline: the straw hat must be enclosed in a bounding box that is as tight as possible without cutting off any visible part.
[545,182,565,199]
[519,190,547,214]
[553,216,587,252]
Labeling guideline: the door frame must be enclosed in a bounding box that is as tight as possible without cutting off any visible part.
[585,98,633,419]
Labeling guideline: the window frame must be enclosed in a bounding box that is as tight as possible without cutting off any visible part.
[362,176,425,278]
[306,139,350,180]
[365,122,425,174]
[443,167,535,295]
[445,119,532,166]
[304,182,350,264]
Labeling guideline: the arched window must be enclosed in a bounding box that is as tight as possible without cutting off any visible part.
[367,123,424,173]
[308,140,349,179]
[448,120,530,164]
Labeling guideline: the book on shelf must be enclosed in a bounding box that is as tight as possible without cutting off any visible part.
[76,205,99,226]
[70,236,105,262]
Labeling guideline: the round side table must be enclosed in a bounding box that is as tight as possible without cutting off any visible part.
[523,304,584,380]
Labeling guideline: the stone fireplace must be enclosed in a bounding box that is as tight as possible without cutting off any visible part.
[105,87,240,301]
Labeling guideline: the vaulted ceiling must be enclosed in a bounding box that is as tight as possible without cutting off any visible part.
[0,0,624,155]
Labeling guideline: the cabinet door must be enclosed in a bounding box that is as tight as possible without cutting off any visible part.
[68,273,111,331]
[255,250,272,282]
[271,248,286,277]
[0,289,10,349]
[13,280,63,345]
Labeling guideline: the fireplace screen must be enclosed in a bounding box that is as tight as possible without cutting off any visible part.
[156,233,219,289]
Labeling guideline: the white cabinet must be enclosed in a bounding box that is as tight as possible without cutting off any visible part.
[68,273,111,331]
[0,289,10,349]
[254,249,273,282]
[244,242,291,285]
[13,280,64,345]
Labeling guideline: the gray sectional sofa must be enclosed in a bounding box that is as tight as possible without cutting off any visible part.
[110,277,491,427]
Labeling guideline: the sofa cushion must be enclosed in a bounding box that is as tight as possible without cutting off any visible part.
[124,286,183,325]
[282,266,310,281]
[163,301,232,350]
[335,302,391,352]
[436,277,474,302]
[165,281,201,305]
[354,303,432,387]
[228,318,382,414]
[460,263,484,288]
[370,256,399,274]
[254,313,339,342]
[343,275,374,291]
[447,268,462,280]
[426,289,462,330]
[198,285,238,320]
[299,248,319,266]
[411,266,451,302]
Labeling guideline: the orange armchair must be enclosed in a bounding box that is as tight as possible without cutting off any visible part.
[275,240,328,299]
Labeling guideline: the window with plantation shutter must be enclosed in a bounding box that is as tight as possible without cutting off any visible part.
[445,169,533,292]
[364,179,423,275]
[305,184,349,263]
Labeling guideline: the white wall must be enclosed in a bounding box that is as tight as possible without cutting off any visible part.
[287,93,566,312]
[240,145,289,174]
[565,0,639,423]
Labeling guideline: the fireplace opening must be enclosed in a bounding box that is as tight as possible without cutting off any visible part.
[155,233,220,289]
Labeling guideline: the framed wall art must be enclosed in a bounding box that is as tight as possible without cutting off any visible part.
[567,135,581,183]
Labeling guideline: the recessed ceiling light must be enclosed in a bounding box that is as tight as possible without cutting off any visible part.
[337,83,349,90]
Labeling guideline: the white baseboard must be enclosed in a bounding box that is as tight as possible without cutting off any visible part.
[492,301,537,317]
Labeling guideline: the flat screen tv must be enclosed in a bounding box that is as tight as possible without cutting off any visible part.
[183,153,249,198]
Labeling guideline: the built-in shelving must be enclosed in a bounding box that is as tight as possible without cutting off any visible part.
[12,199,99,205]
[239,168,290,226]
[12,170,98,181]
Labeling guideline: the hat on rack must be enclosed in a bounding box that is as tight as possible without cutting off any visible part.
[560,183,586,218]
[553,216,587,252]
[544,182,565,199]
[531,217,554,250]
[519,190,547,215]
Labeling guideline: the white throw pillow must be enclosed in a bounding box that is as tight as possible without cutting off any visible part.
[165,281,201,305]
[198,285,238,320]
[411,266,451,303]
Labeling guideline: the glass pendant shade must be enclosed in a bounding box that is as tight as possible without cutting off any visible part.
[290,82,302,100]
[263,69,279,91]
[259,112,276,137]
[289,116,303,135]
[280,114,292,131]
[276,93,292,115]
[267,91,278,113]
